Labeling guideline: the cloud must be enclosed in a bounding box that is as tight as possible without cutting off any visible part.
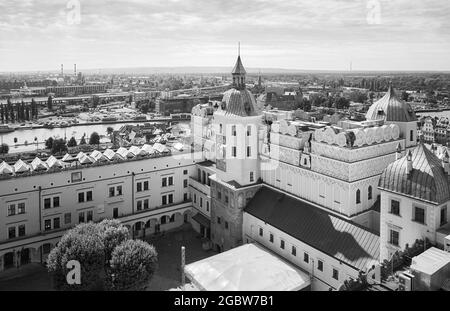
[0,0,449,71]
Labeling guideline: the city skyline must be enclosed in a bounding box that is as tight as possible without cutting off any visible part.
[1,0,450,72]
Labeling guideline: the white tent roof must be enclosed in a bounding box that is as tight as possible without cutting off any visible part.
[129,145,146,156]
[76,151,85,159]
[141,144,156,154]
[14,159,30,173]
[78,153,94,164]
[103,148,120,160]
[46,155,63,168]
[184,243,310,291]
[153,143,169,153]
[31,157,48,171]
[0,161,14,174]
[62,153,75,162]
[116,147,133,158]
[90,150,108,162]
[172,142,184,151]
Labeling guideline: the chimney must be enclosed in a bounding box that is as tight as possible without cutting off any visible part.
[396,143,402,160]
[406,150,413,175]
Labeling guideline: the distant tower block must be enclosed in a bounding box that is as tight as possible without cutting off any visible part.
[61,64,64,77]
[74,64,77,76]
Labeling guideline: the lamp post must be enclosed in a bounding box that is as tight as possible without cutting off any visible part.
[181,246,186,290]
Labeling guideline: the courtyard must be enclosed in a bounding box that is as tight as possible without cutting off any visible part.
[0,225,215,291]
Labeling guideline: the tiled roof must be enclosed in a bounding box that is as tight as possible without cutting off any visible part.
[220,88,258,117]
[366,86,417,122]
[245,186,380,271]
[379,142,450,204]
[231,55,246,75]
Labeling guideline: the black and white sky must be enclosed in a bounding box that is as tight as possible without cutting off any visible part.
[1,0,450,72]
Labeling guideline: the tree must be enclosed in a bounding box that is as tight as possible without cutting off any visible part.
[335,97,350,109]
[46,220,156,291]
[106,127,114,136]
[0,143,9,154]
[79,135,87,145]
[106,239,158,291]
[89,132,100,146]
[51,138,68,154]
[45,137,54,150]
[67,136,77,147]
[401,91,410,102]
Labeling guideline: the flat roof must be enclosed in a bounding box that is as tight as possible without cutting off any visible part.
[245,186,380,271]
[411,247,450,275]
[184,243,310,291]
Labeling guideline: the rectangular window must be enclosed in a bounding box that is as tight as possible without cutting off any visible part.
[414,206,425,224]
[232,125,236,136]
[162,177,167,187]
[137,200,142,211]
[78,192,85,203]
[168,194,173,204]
[225,221,229,229]
[86,191,93,202]
[64,213,71,224]
[8,204,16,216]
[250,172,254,182]
[304,252,309,263]
[184,179,188,188]
[109,187,115,197]
[232,146,237,157]
[318,260,324,272]
[53,217,60,229]
[247,125,251,136]
[280,239,285,249]
[162,195,167,205]
[18,224,25,237]
[144,199,149,209]
[206,201,210,212]
[183,169,188,175]
[16,202,25,214]
[44,198,52,209]
[259,227,263,237]
[225,195,229,204]
[78,212,85,224]
[390,229,399,246]
[269,233,274,243]
[168,176,173,186]
[217,191,222,200]
[200,197,203,207]
[137,182,142,192]
[183,193,188,202]
[87,210,93,222]
[441,207,448,226]
[71,172,82,182]
[390,200,400,216]
[247,146,251,157]
[113,208,119,219]
[117,185,122,196]
[53,197,60,208]
[44,219,52,231]
[194,194,197,203]
[332,268,339,280]
[8,227,16,239]
[143,181,149,191]
[410,130,414,142]
[292,246,297,256]
[217,217,221,224]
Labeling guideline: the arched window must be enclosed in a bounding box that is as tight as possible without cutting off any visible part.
[368,186,373,200]
[356,189,361,204]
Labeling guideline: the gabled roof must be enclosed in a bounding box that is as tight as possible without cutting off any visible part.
[103,148,120,160]
[0,161,14,174]
[244,186,380,271]
[379,142,450,204]
[116,147,133,158]
[231,55,246,75]
[14,159,30,173]
[90,150,108,162]
[31,157,48,171]
[46,155,63,168]
[366,86,417,122]
[62,153,75,162]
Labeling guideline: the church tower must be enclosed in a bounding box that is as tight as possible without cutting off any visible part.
[209,45,263,252]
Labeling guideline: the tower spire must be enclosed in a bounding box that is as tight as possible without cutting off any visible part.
[238,42,240,56]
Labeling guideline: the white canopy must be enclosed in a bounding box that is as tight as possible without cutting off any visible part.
[78,153,94,164]
[90,150,108,162]
[116,147,134,159]
[129,145,147,156]
[153,143,169,153]
[14,159,30,173]
[62,153,75,162]
[46,155,63,168]
[0,161,14,175]
[76,151,85,159]
[103,148,120,161]
[141,144,156,155]
[31,157,48,171]
[184,243,310,291]
[172,142,184,151]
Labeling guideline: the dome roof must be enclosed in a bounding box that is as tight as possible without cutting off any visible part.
[366,86,417,122]
[219,88,259,117]
[379,143,450,204]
